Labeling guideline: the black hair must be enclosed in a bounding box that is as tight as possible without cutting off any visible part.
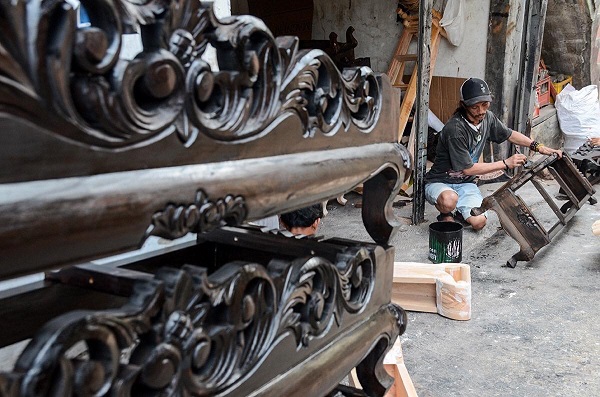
[280,203,324,229]
[452,103,467,118]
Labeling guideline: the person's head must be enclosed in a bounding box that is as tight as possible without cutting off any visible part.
[457,77,493,125]
[279,203,324,236]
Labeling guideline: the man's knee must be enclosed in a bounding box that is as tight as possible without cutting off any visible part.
[467,214,487,230]
[436,190,458,213]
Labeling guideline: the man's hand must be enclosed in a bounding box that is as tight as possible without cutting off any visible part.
[538,145,563,158]
[505,153,528,169]
[590,137,600,147]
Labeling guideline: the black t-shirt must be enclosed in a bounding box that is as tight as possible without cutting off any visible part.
[425,111,512,184]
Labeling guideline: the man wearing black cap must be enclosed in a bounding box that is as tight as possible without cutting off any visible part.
[424,77,562,230]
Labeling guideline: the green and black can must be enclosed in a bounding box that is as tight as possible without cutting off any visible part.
[428,221,463,263]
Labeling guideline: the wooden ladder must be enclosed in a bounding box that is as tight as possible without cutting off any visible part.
[387,8,445,142]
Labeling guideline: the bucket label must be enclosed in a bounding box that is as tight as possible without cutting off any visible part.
[429,235,462,263]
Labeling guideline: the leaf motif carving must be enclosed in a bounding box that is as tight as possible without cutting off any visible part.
[0,0,382,150]
[145,189,247,240]
[0,240,380,395]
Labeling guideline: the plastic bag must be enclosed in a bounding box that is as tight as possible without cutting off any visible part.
[555,84,600,153]
[428,109,445,133]
[440,0,465,47]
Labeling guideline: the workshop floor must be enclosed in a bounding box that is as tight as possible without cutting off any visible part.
[319,178,600,397]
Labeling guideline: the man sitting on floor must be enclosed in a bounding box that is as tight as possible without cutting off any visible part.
[425,77,562,230]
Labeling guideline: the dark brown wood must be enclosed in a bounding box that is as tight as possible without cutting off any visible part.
[485,0,512,163]
[0,1,408,395]
[0,0,406,279]
[412,0,433,225]
[472,154,594,267]
[0,281,127,348]
[514,0,548,134]
[0,228,406,396]
[0,142,407,280]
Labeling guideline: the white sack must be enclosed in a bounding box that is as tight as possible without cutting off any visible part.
[555,84,600,153]
[440,0,465,46]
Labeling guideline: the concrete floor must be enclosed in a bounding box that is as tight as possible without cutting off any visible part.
[319,178,600,397]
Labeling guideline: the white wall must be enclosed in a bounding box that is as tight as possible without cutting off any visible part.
[310,0,489,78]
[435,0,489,78]
[312,0,401,73]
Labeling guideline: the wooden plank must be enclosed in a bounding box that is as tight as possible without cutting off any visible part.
[349,338,418,397]
[0,280,126,348]
[394,54,418,62]
[383,338,418,397]
[514,0,548,134]
[392,262,471,321]
[486,0,510,120]
[411,0,433,224]
[0,142,406,281]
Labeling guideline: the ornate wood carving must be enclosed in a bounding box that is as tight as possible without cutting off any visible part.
[145,190,247,240]
[0,143,408,280]
[0,1,408,395]
[0,0,407,279]
[0,238,406,396]
[0,0,380,150]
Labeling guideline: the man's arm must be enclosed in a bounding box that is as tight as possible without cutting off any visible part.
[461,159,512,176]
[507,130,563,157]
[462,130,538,176]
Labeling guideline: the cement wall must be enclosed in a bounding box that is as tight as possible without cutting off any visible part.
[433,0,489,78]
[311,0,489,78]
[542,0,592,88]
[311,0,404,73]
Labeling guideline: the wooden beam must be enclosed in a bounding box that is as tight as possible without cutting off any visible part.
[349,338,418,397]
[514,0,549,134]
[412,0,432,225]
[383,338,418,397]
[485,0,511,163]
[392,262,471,321]
[485,0,511,120]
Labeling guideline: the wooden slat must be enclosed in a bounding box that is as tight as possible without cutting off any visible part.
[389,11,444,143]
[394,54,418,62]
[0,280,126,347]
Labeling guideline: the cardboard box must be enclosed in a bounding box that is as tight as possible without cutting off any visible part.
[429,76,464,123]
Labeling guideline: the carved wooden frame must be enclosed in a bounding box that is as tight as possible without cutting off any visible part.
[0,1,409,395]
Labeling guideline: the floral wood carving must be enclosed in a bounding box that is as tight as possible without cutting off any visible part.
[145,190,247,239]
[0,247,376,396]
[0,0,381,150]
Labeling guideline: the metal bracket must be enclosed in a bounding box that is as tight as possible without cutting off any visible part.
[471,154,595,268]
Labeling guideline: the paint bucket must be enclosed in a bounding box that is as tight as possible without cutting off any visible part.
[428,221,463,263]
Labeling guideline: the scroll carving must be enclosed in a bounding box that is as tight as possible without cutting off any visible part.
[0,0,381,150]
[0,247,377,395]
[145,190,247,239]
